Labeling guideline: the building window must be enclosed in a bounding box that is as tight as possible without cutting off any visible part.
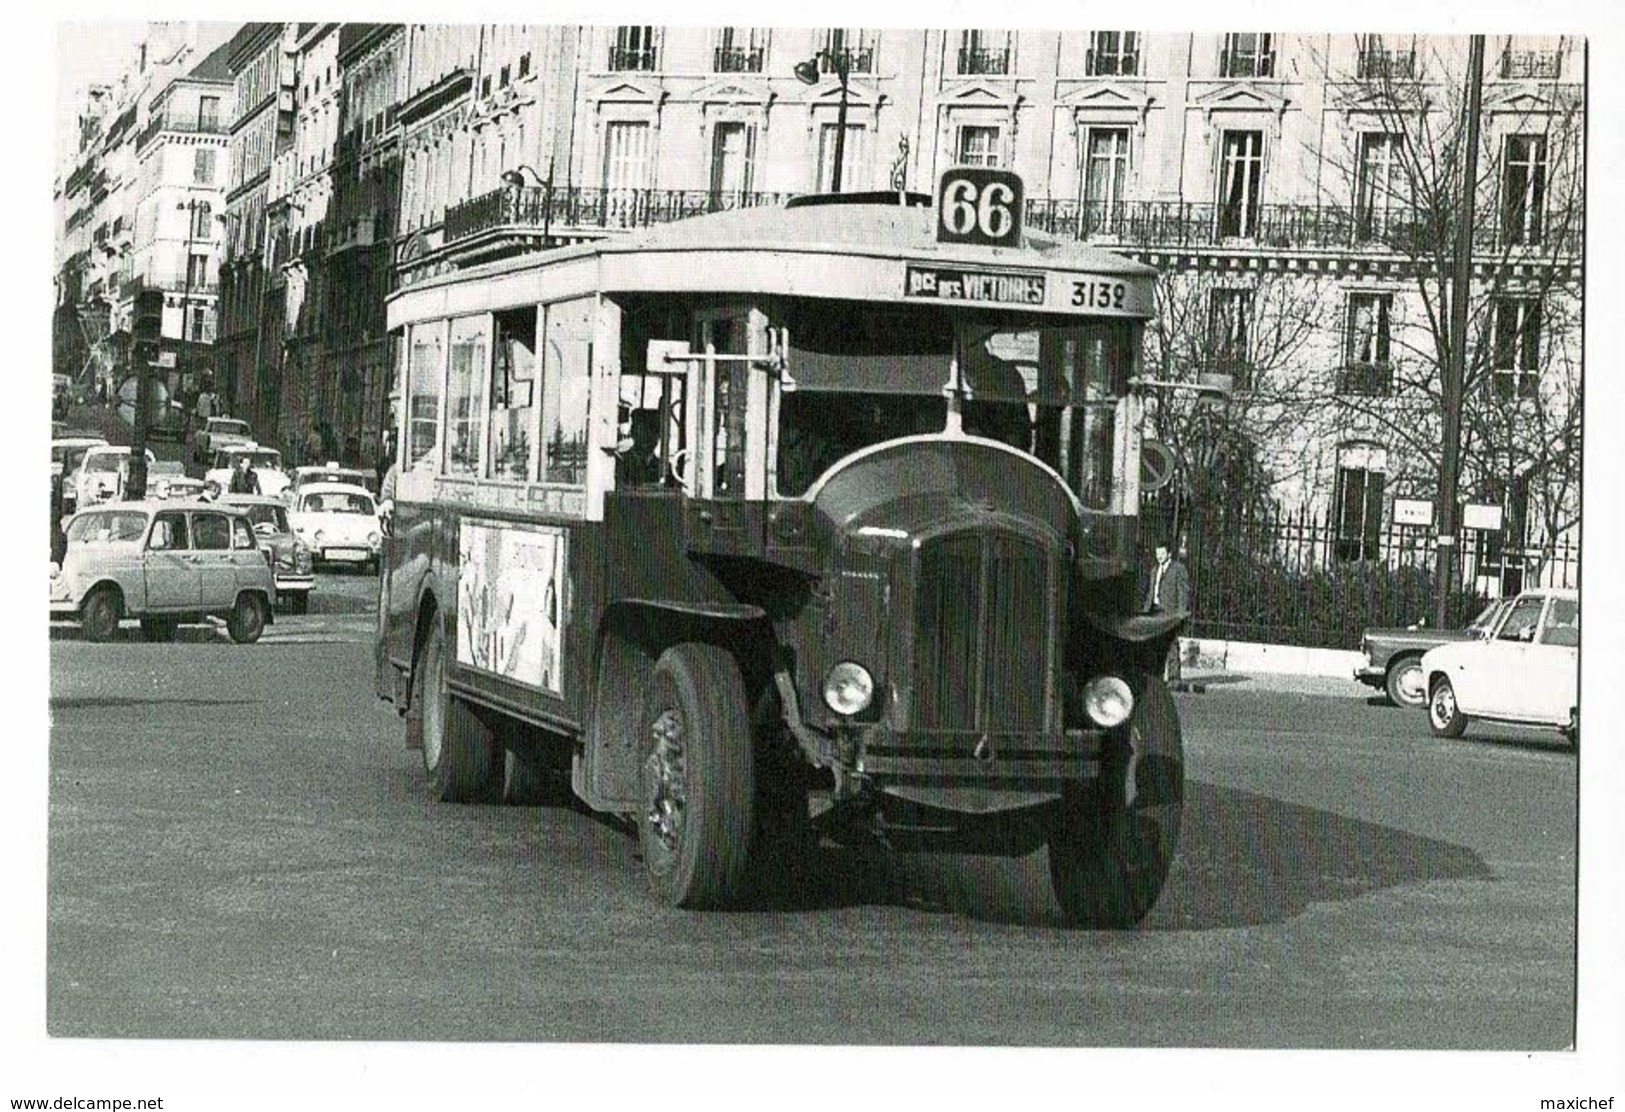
[188,253,208,288]
[610,26,657,71]
[1207,288,1253,390]
[189,202,213,239]
[199,95,221,129]
[1501,134,1547,247]
[957,125,1002,167]
[817,122,867,191]
[518,52,531,79]
[481,74,492,98]
[190,304,207,342]
[1217,130,1264,238]
[1220,33,1275,78]
[958,30,1011,75]
[1354,132,1403,240]
[821,29,875,74]
[1340,292,1393,395]
[709,122,756,199]
[1333,445,1386,561]
[601,121,652,194]
[1082,127,1130,230]
[1491,298,1542,400]
[1357,34,1415,80]
[194,148,216,184]
[714,28,765,73]
[499,64,511,88]
[1087,32,1139,76]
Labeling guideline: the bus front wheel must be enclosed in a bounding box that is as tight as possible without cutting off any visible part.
[1048,672,1184,929]
[416,618,500,803]
[637,642,756,909]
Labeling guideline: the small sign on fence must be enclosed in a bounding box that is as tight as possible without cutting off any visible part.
[1393,498,1433,527]
[1463,503,1505,532]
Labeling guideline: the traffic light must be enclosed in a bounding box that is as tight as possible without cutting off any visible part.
[126,287,166,500]
[132,288,164,369]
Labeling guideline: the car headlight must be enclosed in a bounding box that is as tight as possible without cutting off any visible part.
[1082,675,1134,729]
[313,529,325,544]
[368,531,381,547]
[822,662,875,717]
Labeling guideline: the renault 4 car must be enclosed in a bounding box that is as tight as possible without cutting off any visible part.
[49,501,277,643]
[288,482,382,572]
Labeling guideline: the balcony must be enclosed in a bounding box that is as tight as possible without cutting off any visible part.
[1021,198,1585,257]
[714,46,764,73]
[1219,48,1276,78]
[1357,49,1416,80]
[820,47,874,74]
[958,46,1011,75]
[135,113,229,151]
[1336,362,1393,396]
[442,184,795,248]
[608,46,658,71]
[1500,49,1562,80]
[1085,48,1138,77]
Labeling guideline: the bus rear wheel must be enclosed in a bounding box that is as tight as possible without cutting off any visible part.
[417,617,500,803]
[637,642,755,909]
[1048,672,1184,929]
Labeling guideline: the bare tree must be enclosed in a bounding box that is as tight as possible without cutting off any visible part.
[1306,34,1583,558]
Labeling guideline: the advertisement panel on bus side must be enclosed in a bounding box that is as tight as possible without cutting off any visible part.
[455,519,567,695]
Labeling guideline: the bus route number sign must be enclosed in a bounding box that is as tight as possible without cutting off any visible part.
[936,168,1024,248]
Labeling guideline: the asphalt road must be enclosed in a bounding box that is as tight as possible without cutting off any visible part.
[45,602,1577,1048]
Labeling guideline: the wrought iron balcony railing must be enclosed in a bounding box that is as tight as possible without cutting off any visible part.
[1357,50,1416,80]
[714,46,764,73]
[608,46,658,71]
[1021,198,1584,257]
[1499,49,1562,80]
[1336,362,1394,396]
[958,47,1011,75]
[820,47,874,74]
[442,185,797,246]
[1085,47,1139,76]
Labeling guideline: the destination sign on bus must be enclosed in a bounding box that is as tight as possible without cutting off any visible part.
[905,265,1046,306]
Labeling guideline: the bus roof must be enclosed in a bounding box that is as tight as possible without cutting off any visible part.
[389,196,1160,330]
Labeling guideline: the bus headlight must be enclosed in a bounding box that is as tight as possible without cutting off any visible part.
[823,662,875,717]
[1082,675,1134,729]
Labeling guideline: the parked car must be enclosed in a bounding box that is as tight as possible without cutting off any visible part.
[1421,588,1579,743]
[285,462,378,501]
[193,416,254,465]
[1354,599,1512,708]
[51,434,109,480]
[49,500,277,643]
[220,493,315,613]
[287,482,382,572]
[204,445,291,499]
[62,444,156,515]
[147,460,207,501]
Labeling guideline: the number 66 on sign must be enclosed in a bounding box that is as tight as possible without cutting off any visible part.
[936,167,1025,248]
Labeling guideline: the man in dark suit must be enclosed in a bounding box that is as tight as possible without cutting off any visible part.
[1144,542,1192,683]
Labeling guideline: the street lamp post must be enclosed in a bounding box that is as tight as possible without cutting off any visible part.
[795,49,852,194]
[501,160,556,246]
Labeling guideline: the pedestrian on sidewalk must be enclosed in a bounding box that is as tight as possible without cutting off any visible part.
[1144,540,1192,683]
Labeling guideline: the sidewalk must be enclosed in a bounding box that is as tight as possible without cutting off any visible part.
[1173,637,1368,698]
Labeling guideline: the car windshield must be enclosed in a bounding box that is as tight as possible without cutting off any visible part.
[85,452,128,472]
[211,420,250,435]
[228,451,282,469]
[240,504,290,532]
[1541,598,1579,646]
[1466,601,1506,631]
[302,492,375,515]
[65,510,148,544]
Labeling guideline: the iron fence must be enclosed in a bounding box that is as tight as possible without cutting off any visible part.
[1142,495,1580,649]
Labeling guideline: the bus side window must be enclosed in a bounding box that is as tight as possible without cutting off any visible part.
[407,323,445,470]
[543,298,594,486]
[488,308,538,481]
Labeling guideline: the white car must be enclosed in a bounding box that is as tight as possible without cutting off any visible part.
[63,445,156,514]
[205,445,291,499]
[52,434,108,480]
[1421,587,1579,743]
[194,416,255,464]
[288,481,383,571]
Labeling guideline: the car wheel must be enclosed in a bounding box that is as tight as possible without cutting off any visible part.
[1048,671,1184,929]
[1428,676,1468,739]
[81,587,122,643]
[1384,656,1427,709]
[139,617,178,642]
[227,593,266,644]
[416,617,500,803]
[638,642,756,909]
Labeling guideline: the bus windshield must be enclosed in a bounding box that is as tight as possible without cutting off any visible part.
[776,300,1134,506]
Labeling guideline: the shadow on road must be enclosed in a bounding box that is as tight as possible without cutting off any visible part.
[708,779,1494,931]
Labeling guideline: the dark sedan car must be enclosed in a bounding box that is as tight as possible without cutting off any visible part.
[220,494,315,614]
[1354,599,1510,708]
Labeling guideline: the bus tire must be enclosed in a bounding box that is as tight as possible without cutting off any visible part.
[1048,672,1183,929]
[638,642,755,909]
[417,618,500,803]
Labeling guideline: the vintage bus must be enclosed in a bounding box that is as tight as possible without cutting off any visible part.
[377,171,1188,926]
